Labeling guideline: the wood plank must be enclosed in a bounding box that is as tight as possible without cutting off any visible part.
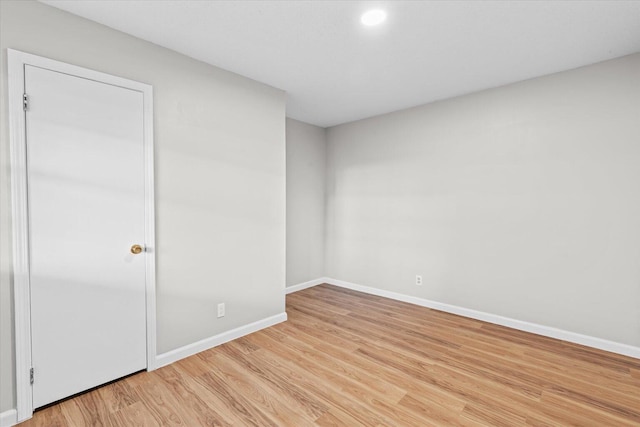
[21,284,640,426]
[199,351,316,426]
[97,380,139,414]
[213,342,329,420]
[153,364,235,427]
[107,402,159,427]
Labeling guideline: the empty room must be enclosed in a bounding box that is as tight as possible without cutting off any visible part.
[1,0,640,426]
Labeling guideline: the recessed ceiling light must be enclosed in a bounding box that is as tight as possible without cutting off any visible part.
[361,9,387,26]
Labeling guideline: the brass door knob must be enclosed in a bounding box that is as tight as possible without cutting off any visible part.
[130,244,144,255]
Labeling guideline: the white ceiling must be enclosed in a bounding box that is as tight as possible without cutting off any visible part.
[42,1,640,128]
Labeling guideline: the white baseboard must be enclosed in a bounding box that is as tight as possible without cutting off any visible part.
[0,409,17,427]
[289,277,640,360]
[154,312,288,369]
[285,277,329,294]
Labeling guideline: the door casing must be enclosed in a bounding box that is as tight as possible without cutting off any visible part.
[7,49,157,422]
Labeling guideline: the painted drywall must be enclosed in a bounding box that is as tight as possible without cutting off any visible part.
[0,0,286,412]
[326,53,640,348]
[286,119,326,286]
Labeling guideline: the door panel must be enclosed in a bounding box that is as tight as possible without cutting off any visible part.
[26,65,147,408]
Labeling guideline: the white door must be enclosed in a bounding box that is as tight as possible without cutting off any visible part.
[26,65,148,408]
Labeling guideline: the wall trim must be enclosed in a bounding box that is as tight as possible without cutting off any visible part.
[7,49,33,423]
[154,312,288,368]
[7,49,157,421]
[0,409,17,427]
[288,278,640,360]
[285,277,329,294]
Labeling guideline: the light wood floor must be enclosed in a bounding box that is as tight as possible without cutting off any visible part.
[22,284,640,426]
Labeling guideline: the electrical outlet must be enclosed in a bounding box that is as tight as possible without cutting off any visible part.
[217,303,225,318]
[416,275,422,286]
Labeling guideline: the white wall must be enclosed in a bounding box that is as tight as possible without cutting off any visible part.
[286,119,326,286]
[0,0,286,412]
[326,53,640,348]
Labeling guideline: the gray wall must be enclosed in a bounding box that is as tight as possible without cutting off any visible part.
[286,119,326,286]
[1,0,286,412]
[326,53,640,347]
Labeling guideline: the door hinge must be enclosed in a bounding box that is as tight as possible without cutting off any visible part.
[23,93,29,111]
[30,368,34,385]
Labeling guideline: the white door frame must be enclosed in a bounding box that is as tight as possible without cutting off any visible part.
[7,49,157,422]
